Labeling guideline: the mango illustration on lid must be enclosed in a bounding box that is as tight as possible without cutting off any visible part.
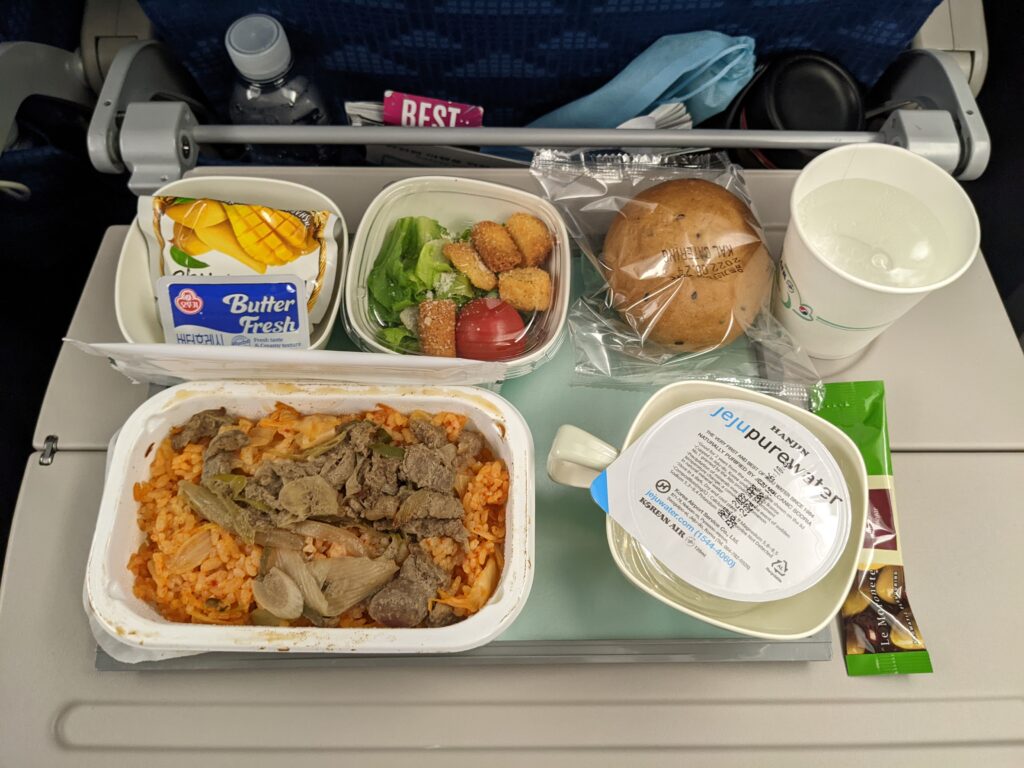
[149,196,337,324]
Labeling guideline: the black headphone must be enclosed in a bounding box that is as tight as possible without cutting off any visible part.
[723,52,864,169]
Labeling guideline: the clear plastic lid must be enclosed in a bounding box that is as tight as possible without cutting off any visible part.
[225,14,292,83]
[68,341,506,388]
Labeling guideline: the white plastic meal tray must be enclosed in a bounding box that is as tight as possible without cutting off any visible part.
[70,167,839,668]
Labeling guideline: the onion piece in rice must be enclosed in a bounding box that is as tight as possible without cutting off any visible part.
[250,607,290,627]
[291,521,369,556]
[179,481,255,544]
[251,566,303,620]
[254,528,304,550]
[308,556,399,613]
[258,546,281,577]
[276,549,330,616]
[166,526,215,574]
[437,556,499,613]
[319,557,398,617]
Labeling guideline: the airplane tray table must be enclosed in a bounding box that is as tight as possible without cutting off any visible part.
[5,165,1024,763]
[25,164,1024,670]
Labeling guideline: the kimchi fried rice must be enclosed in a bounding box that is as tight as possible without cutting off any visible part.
[128,403,508,628]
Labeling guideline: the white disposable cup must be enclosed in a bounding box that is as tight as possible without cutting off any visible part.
[774,144,980,359]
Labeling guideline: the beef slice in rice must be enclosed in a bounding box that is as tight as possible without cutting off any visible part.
[427,602,459,628]
[252,458,322,492]
[364,454,402,495]
[396,489,464,525]
[457,430,483,458]
[394,489,468,541]
[344,457,367,497]
[401,444,454,493]
[242,481,280,518]
[409,418,447,449]
[439,443,457,468]
[172,408,233,451]
[401,518,468,542]
[243,458,323,515]
[271,458,323,482]
[320,445,357,487]
[201,428,250,481]
[454,431,484,471]
[345,421,378,453]
[251,461,285,495]
[273,475,339,527]
[368,548,449,628]
[362,493,401,523]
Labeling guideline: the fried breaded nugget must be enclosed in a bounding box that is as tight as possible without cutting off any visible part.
[443,241,497,291]
[498,267,552,312]
[504,213,553,267]
[471,221,522,273]
[417,299,457,357]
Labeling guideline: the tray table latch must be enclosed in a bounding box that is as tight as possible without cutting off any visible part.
[39,435,58,466]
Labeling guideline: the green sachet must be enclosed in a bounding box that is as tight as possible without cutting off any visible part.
[816,381,932,677]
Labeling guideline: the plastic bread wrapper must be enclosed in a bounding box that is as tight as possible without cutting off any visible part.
[531,149,822,410]
[817,380,932,676]
[140,196,339,325]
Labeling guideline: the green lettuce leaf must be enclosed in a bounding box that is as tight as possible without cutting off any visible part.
[380,325,419,352]
[434,271,477,306]
[414,239,451,290]
[367,217,447,324]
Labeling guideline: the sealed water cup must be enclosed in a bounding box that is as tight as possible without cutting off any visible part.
[774,144,980,359]
[589,399,852,604]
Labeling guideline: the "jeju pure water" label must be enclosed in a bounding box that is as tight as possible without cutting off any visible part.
[592,399,853,603]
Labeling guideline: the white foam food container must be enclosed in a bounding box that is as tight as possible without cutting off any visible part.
[344,176,571,378]
[118,176,347,349]
[84,378,535,655]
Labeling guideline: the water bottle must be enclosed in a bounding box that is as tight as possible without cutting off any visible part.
[225,14,330,162]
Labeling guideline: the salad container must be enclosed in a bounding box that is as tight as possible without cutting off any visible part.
[84,372,535,655]
[344,176,571,378]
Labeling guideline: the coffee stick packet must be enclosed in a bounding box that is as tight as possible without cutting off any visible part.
[817,381,932,676]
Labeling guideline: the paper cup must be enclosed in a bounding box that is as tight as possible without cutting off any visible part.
[773,144,980,359]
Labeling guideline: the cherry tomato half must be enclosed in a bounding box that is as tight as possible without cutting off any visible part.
[455,298,527,361]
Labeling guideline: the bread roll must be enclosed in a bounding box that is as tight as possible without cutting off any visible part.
[603,179,773,351]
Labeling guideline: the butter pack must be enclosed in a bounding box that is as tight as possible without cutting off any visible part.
[156,275,310,349]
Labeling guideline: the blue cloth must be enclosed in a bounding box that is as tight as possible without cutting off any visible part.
[137,0,942,128]
[529,32,754,128]
[0,0,84,48]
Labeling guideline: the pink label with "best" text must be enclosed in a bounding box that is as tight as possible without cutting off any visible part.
[382,91,484,127]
